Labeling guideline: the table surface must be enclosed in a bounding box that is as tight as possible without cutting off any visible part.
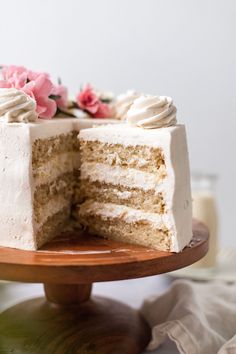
[0,275,178,354]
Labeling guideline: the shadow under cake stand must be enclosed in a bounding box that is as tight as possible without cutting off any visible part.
[0,219,208,354]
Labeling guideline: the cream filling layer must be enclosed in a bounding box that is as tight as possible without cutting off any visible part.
[33,152,80,186]
[79,200,170,229]
[80,162,164,192]
[35,195,70,228]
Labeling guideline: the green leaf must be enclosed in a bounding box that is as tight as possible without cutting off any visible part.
[101,98,112,104]
[49,94,61,100]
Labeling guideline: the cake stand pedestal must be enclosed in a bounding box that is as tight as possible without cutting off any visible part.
[0,220,208,354]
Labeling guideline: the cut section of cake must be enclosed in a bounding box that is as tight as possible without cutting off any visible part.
[31,120,78,249]
[78,96,192,252]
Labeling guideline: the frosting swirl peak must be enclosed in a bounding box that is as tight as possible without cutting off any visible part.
[126,95,177,129]
[0,88,38,123]
[115,90,140,120]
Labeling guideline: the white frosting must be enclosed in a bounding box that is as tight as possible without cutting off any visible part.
[29,118,119,141]
[80,123,176,147]
[115,90,140,120]
[79,200,169,229]
[126,95,177,129]
[115,190,132,200]
[0,88,38,123]
[80,162,163,192]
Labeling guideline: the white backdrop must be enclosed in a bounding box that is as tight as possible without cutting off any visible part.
[0,0,235,245]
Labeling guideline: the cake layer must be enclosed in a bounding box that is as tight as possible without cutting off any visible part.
[79,200,171,251]
[34,195,71,226]
[79,200,170,229]
[34,172,74,207]
[79,179,165,213]
[33,152,80,186]
[80,140,166,174]
[36,206,70,249]
[80,162,165,191]
[32,131,79,168]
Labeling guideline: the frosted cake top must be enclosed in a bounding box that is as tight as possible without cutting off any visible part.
[0,65,178,129]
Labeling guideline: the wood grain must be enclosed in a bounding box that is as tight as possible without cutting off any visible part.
[0,220,208,284]
[0,296,151,354]
[44,283,92,305]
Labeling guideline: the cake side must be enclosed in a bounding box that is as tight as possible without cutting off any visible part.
[0,124,36,250]
[169,126,192,250]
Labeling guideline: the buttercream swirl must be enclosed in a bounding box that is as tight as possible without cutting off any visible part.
[0,88,38,123]
[126,95,177,129]
[115,90,140,120]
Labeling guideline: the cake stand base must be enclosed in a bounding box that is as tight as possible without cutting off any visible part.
[0,284,151,354]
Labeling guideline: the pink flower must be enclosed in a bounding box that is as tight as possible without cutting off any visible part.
[27,70,50,81]
[0,65,59,119]
[23,74,57,119]
[0,65,28,90]
[76,84,112,118]
[94,102,112,118]
[2,65,27,81]
[76,84,99,114]
[51,84,68,110]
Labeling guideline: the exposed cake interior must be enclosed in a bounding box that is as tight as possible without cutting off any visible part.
[32,126,175,251]
[32,131,80,248]
[78,140,171,251]
[77,124,192,252]
[79,201,171,251]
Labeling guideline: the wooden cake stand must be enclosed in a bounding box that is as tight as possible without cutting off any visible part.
[0,220,208,354]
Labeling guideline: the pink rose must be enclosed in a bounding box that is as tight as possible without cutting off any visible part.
[0,65,60,119]
[0,65,28,90]
[76,84,112,118]
[94,102,112,118]
[1,65,27,80]
[27,70,50,81]
[23,74,57,119]
[51,84,68,110]
[76,84,100,114]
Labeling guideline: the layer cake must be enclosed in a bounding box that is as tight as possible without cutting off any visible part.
[0,89,192,252]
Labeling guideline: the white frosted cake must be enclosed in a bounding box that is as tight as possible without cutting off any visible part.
[0,87,192,252]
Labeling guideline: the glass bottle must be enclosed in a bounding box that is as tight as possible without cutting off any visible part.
[191,172,218,268]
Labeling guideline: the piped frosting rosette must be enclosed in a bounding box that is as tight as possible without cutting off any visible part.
[0,88,38,123]
[115,90,141,120]
[126,95,177,129]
